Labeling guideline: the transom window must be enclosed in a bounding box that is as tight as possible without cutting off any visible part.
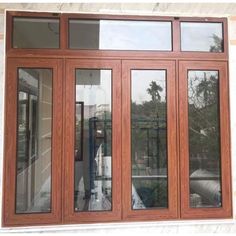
[3,11,232,227]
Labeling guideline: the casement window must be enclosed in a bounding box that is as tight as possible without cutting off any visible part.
[3,11,232,226]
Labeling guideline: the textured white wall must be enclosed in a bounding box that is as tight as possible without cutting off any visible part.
[0,3,236,234]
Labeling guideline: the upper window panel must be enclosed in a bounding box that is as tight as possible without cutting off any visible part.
[181,22,223,52]
[13,17,60,49]
[69,20,172,51]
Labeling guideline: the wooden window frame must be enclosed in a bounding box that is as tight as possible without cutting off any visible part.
[122,60,178,221]
[6,11,228,61]
[63,59,122,224]
[67,17,174,51]
[2,11,232,227]
[3,58,63,226]
[179,61,232,219]
[179,17,228,55]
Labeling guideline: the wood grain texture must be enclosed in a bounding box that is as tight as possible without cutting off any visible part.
[6,11,228,61]
[2,11,232,226]
[63,59,122,224]
[60,14,68,50]
[6,50,229,61]
[6,12,12,52]
[3,58,63,226]
[122,60,178,221]
[179,61,232,219]
[175,60,181,219]
[173,20,180,52]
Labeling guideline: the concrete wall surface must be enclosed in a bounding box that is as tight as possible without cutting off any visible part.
[0,3,236,234]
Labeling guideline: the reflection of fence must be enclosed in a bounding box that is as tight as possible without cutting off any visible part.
[132,119,166,170]
[132,175,167,179]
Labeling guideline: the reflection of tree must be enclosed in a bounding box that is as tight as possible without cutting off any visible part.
[188,72,220,172]
[210,33,223,52]
[147,81,163,102]
[132,81,167,170]
[196,73,218,106]
[132,81,167,208]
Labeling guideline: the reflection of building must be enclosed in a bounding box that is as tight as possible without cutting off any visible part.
[16,69,52,213]
[96,104,110,117]
[76,104,110,121]
[74,102,112,211]
[1,3,235,232]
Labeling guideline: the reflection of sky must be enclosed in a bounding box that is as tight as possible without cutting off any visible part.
[19,69,39,89]
[76,70,112,111]
[100,20,171,50]
[181,22,222,51]
[132,70,166,104]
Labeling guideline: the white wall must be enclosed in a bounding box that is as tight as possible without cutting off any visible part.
[0,3,236,234]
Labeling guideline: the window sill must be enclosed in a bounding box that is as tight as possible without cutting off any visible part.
[0,219,236,233]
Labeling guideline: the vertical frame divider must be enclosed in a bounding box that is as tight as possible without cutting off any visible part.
[60,14,68,50]
[173,19,180,52]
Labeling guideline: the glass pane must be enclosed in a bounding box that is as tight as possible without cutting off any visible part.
[69,20,172,51]
[181,22,223,52]
[13,17,59,48]
[131,70,168,210]
[74,69,112,212]
[188,70,222,208]
[16,68,52,213]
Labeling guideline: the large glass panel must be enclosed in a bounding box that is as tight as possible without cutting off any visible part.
[74,69,112,212]
[181,22,223,52]
[13,17,59,48]
[69,20,172,51]
[16,68,52,213]
[131,70,168,210]
[188,70,222,208]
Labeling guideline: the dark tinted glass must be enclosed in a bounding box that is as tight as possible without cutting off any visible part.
[181,22,223,52]
[74,69,112,212]
[13,17,59,48]
[16,68,52,213]
[188,70,222,208]
[131,70,168,210]
[69,20,172,51]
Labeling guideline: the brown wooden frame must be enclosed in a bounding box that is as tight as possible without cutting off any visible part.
[122,60,178,221]
[63,59,122,224]
[179,61,232,219]
[3,58,63,226]
[2,10,232,227]
[6,11,228,61]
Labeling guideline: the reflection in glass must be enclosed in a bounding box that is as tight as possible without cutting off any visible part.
[69,20,172,51]
[188,70,222,208]
[131,70,168,210]
[13,17,59,48]
[181,22,223,52]
[74,69,112,212]
[16,69,52,213]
